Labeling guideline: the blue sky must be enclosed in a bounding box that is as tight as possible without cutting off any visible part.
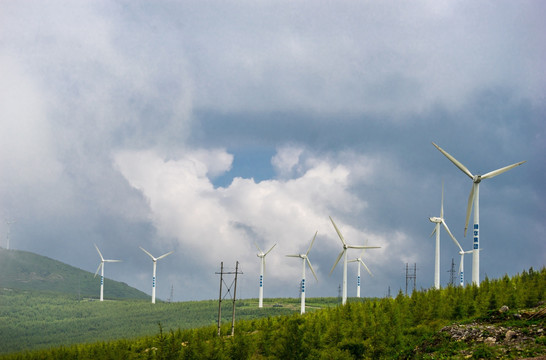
[0,0,544,302]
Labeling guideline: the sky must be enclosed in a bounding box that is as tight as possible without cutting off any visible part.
[0,0,544,302]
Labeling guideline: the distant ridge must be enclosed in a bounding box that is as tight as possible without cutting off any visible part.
[0,248,149,300]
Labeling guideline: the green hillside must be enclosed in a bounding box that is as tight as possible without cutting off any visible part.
[0,289,309,354]
[0,248,148,299]
[1,267,544,359]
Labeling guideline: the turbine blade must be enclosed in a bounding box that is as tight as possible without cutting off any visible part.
[442,220,463,252]
[286,254,301,258]
[94,244,104,261]
[264,243,277,256]
[157,251,174,260]
[306,231,318,256]
[105,259,122,263]
[481,161,526,179]
[330,249,345,275]
[464,183,475,237]
[347,245,380,250]
[440,180,444,218]
[307,258,318,282]
[263,257,266,276]
[94,262,102,278]
[329,216,346,246]
[430,224,438,238]
[459,253,464,274]
[360,259,373,276]
[139,246,155,260]
[432,142,474,179]
[253,241,263,254]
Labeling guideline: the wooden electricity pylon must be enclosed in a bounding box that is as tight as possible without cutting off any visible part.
[216,261,242,337]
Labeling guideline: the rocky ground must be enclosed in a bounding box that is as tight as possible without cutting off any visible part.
[414,304,546,359]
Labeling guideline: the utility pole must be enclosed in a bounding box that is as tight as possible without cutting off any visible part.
[231,261,239,337]
[447,258,456,287]
[216,261,243,337]
[217,262,223,337]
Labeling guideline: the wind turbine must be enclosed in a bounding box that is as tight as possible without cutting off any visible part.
[329,216,380,305]
[348,247,373,298]
[429,181,460,289]
[94,244,121,302]
[255,242,276,308]
[432,142,526,286]
[4,219,15,250]
[140,247,174,304]
[286,231,318,314]
[458,249,474,287]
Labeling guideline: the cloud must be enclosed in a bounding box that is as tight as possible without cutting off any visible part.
[114,146,397,295]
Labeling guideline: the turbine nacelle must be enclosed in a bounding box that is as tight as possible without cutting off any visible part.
[429,216,442,224]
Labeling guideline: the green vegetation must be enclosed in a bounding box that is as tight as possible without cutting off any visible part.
[0,289,320,353]
[0,248,148,299]
[1,267,544,359]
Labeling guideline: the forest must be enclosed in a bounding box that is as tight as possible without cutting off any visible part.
[1,267,544,359]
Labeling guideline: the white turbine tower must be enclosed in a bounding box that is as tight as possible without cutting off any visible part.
[458,249,474,287]
[429,181,460,289]
[255,242,276,308]
[348,248,373,298]
[4,219,15,250]
[140,247,174,304]
[286,231,318,314]
[94,244,121,302]
[329,216,380,305]
[432,142,526,286]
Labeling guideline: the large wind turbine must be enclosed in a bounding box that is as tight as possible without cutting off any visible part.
[94,244,121,302]
[140,247,174,304]
[255,242,276,308]
[429,181,460,289]
[329,216,380,305]
[348,248,373,298]
[432,142,526,286]
[286,231,318,314]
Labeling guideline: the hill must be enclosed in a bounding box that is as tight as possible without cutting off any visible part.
[0,248,148,299]
[1,267,543,359]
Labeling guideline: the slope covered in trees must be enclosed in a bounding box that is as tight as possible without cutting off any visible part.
[1,267,544,359]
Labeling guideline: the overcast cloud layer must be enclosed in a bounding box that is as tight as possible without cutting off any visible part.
[1,1,544,301]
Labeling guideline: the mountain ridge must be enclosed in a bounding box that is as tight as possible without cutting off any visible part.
[0,247,148,300]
